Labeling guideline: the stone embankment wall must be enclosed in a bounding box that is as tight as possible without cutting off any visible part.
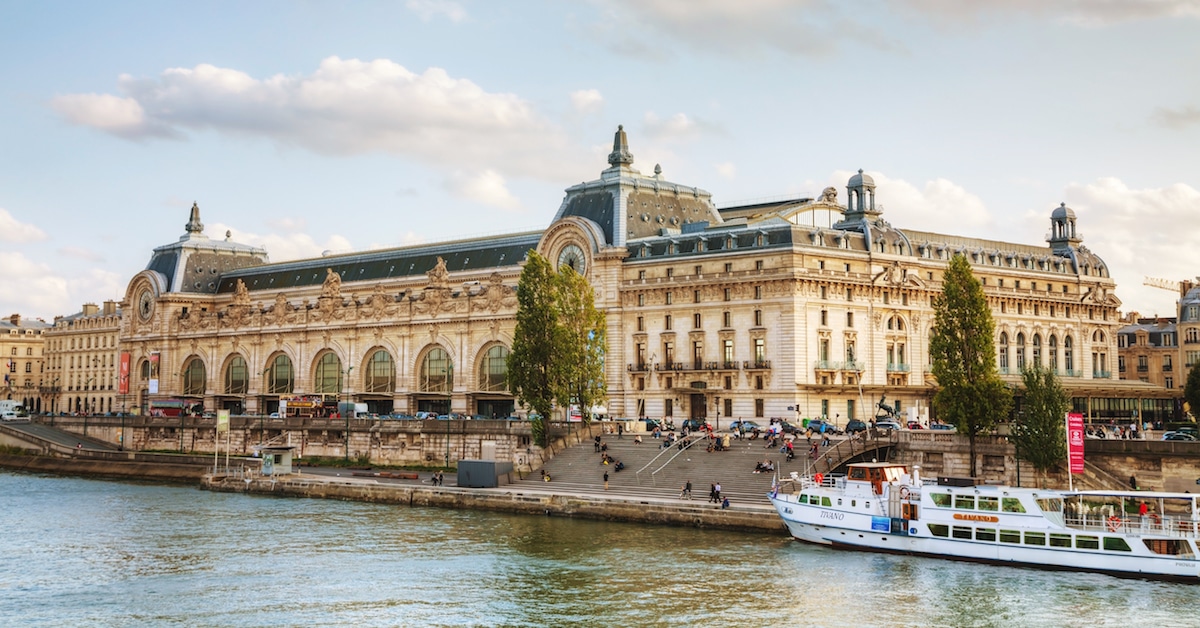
[0,453,209,481]
[203,475,784,534]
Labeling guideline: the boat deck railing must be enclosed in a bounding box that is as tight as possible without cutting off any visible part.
[1064,514,1200,538]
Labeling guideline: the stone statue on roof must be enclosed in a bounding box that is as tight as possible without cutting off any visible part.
[427,257,450,290]
[820,187,838,204]
[321,268,342,298]
[232,279,251,307]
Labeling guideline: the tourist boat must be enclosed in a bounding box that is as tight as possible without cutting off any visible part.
[769,462,1200,581]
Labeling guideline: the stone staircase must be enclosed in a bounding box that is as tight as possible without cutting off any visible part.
[514,432,816,505]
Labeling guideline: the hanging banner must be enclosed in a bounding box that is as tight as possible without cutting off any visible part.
[217,409,230,433]
[1067,412,1085,475]
[149,352,160,394]
[118,351,131,395]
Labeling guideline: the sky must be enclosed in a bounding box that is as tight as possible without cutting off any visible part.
[1,0,1199,323]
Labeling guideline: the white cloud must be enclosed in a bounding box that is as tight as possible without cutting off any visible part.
[209,222,355,263]
[444,170,522,210]
[715,162,737,179]
[0,252,121,321]
[51,57,587,182]
[406,0,466,23]
[266,217,308,233]
[570,89,604,115]
[822,170,993,233]
[899,0,1200,27]
[1061,178,1200,316]
[642,111,721,142]
[57,246,105,262]
[1152,105,1200,129]
[0,208,49,242]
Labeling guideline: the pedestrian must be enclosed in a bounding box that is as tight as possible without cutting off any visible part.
[714,481,722,502]
[604,470,609,491]
[1129,475,1138,491]
[721,496,730,510]
[594,435,601,452]
[618,422,624,439]
[709,483,717,503]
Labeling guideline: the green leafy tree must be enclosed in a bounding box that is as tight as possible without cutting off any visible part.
[1184,364,1200,422]
[930,253,1013,478]
[507,251,607,446]
[507,251,558,445]
[1013,364,1070,487]
[554,266,607,425]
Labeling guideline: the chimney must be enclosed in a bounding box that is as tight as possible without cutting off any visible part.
[82,303,99,316]
[102,301,117,316]
[8,313,19,326]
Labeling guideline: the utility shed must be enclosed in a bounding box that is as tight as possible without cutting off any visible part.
[457,460,514,488]
[259,446,296,476]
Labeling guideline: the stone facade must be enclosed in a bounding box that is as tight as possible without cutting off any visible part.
[1,313,49,411]
[94,127,1145,428]
[42,301,123,415]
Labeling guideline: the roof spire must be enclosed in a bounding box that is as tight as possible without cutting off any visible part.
[185,201,204,234]
[607,124,634,168]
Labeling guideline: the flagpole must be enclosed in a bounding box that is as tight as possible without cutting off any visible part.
[1066,412,1074,492]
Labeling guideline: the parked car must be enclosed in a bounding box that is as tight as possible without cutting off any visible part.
[803,419,839,434]
[682,419,711,431]
[643,418,664,431]
[875,420,902,431]
[929,422,956,431]
[777,420,804,435]
[906,421,923,430]
[844,420,868,434]
[1163,431,1198,441]
[728,420,763,433]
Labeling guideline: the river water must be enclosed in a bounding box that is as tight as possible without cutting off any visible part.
[1,470,1196,627]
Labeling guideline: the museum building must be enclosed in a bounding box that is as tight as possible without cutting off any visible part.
[109,126,1151,425]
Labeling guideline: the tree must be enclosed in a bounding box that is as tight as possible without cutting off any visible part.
[554,266,607,426]
[1012,364,1070,487]
[507,251,607,446]
[929,253,1013,478]
[507,251,558,445]
[1184,364,1200,422]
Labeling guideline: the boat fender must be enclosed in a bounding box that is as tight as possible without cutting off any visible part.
[900,487,910,500]
[814,473,824,485]
[1106,516,1122,532]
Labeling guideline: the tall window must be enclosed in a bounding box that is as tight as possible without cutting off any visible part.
[420,347,452,393]
[267,355,294,394]
[1032,334,1042,367]
[478,345,509,392]
[1015,333,1026,370]
[723,339,734,365]
[693,313,702,329]
[754,338,766,363]
[182,358,205,396]
[314,353,343,394]
[998,333,1009,370]
[364,350,396,393]
[224,355,248,395]
[1064,336,1074,373]
[1048,335,1058,372]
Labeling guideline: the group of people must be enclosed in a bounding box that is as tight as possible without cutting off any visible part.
[707,482,730,509]
[753,459,774,474]
[429,470,445,486]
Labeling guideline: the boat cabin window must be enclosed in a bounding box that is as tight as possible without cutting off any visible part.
[799,494,808,504]
[849,467,868,480]
[1144,539,1195,558]
[931,493,951,507]
[1076,536,1100,550]
[820,496,832,507]
[999,530,1020,544]
[851,500,856,507]
[952,526,972,540]
[1103,537,1132,552]
[975,528,996,542]
[1049,533,1072,548]
[977,496,998,511]
[1036,498,1063,514]
[954,495,975,510]
[1024,532,1046,546]
[928,524,949,537]
[1002,497,1026,513]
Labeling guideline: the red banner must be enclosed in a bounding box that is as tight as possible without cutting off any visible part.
[1067,412,1085,475]
[118,351,130,394]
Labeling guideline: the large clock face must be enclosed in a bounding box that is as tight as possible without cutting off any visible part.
[137,289,154,321]
[557,244,587,275]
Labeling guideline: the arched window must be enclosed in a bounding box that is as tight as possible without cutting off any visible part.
[140,359,151,380]
[266,355,294,394]
[1093,330,1106,344]
[364,350,395,393]
[1015,333,1026,370]
[313,353,343,394]
[182,358,206,397]
[1048,335,1059,372]
[420,347,451,393]
[998,332,1009,371]
[478,345,509,392]
[1064,336,1074,373]
[225,355,248,395]
[1031,334,1042,368]
[888,315,905,331]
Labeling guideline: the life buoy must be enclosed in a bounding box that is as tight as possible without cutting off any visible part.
[814,473,824,485]
[900,487,911,500]
[1150,513,1161,526]
[1107,516,1122,532]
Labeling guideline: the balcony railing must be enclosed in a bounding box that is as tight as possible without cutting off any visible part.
[744,360,772,370]
[627,363,651,373]
[886,363,911,373]
[814,360,839,371]
[1164,364,1173,372]
[1136,365,1148,372]
[1093,370,1112,379]
[841,360,863,372]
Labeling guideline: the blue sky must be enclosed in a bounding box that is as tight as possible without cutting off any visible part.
[2,0,1198,322]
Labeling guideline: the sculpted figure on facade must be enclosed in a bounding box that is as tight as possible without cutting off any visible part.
[415,257,459,317]
[820,186,838,204]
[233,279,251,307]
[321,268,342,299]
[268,293,297,326]
[369,283,395,319]
[473,272,516,313]
[427,257,450,290]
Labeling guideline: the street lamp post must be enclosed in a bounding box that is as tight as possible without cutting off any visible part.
[83,377,95,436]
[444,363,453,469]
[344,366,355,461]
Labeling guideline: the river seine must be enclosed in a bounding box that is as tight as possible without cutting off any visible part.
[1,471,1195,627]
